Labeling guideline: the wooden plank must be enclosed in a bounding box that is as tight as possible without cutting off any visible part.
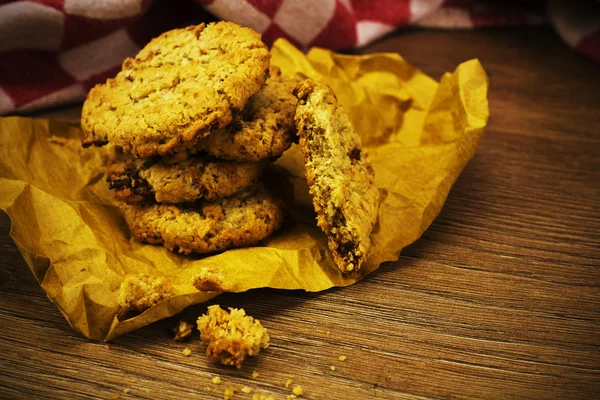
[1,27,599,399]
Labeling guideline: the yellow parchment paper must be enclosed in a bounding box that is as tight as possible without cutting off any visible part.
[0,39,489,341]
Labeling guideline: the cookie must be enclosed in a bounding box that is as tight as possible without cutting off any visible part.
[118,274,175,313]
[107,151,262,204]
[191,67,298,162]
[197,305,270,368]
[120,181,288,255]
[81,22,270,158]
[293,80,379,275]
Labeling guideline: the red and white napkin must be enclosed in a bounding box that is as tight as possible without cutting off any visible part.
[1,0,598,115]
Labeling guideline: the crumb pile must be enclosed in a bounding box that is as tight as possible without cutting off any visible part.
[197,305,270,368]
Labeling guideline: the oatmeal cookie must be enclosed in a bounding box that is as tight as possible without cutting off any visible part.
[118,273,175,313]
[192,67,298,162]
[293,79,379,275]
[81,22,270,158]
[197,305,269,368]
[120,182,288,255]
[107,151,262,204]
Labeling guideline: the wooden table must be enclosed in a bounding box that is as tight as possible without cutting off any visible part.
[1,27,599,399]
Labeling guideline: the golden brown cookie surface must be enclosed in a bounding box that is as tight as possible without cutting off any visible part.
[118,274,175,313]
[120,183,287,255]
[197,305,270,368]
[293,79,379,275]
[192,67,298,162]
[81,22,270,158]
[107,151,262,204]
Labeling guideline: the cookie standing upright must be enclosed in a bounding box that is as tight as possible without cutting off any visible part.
[293,80,379,275]
[81,22,271,158]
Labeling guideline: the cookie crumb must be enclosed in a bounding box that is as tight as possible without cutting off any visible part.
[330,365,336,371]
[338,355,347,361]
[241,386,252,394]
[252,371,260,378]
[326,330,331,335]
[174,320,194,341]
[205,386,212,392]
[104,344,110,350]
[224,385,235,399]
[292,385,303,396]
[198,305,270,368]
[192,267,225,291]
[111,394,120,400]
[182,348,192,356]
[285,379,293,388]
[212,376,222,385]
[123,388,130,394]
[118,274,175,312]
[130,378,137,383]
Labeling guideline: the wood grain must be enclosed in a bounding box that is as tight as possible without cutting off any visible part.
[1,27,599,399]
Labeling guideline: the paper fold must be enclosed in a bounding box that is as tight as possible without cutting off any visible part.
[0,39,489,341]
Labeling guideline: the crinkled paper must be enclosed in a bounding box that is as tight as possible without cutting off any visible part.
[0,39,489,341]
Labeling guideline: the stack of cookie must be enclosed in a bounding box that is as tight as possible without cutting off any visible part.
[81,21,380,275]
[81,22,298,255]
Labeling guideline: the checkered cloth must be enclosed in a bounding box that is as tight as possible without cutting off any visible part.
[1,0,598,115]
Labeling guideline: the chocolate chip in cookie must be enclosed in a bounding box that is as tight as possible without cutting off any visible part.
[293,79,379,275]
[120,180,289,255]
[107,150,263,204]
[192,67,299,162]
